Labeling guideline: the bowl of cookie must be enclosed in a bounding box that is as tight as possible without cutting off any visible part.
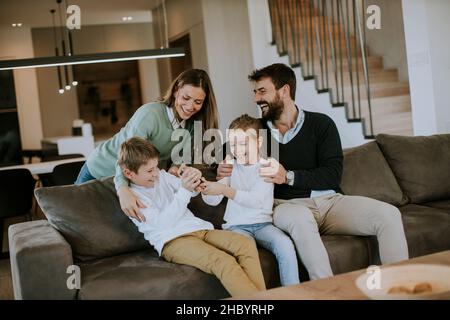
[355,264,450,300]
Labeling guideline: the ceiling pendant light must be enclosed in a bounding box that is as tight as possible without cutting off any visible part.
[57,0,71,91]
[0,1,185,71]
[50,9,64,94]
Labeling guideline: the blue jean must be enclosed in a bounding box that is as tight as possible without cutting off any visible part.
[226,222,300,286]
[75,162,96,185]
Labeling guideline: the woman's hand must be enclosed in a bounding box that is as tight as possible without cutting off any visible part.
[117,186,147,222]
[168,165,180,177]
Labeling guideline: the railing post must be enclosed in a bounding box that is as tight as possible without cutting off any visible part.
[356,0,374,136]
[340,0,356,119]
[308,0,315,77]
[330,0,340,103]
[322,0,329,90]
[353,0,362,119]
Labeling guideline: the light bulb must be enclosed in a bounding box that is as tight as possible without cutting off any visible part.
[72,80,78,86]
[65,85,71,90]
[59,89,64,94]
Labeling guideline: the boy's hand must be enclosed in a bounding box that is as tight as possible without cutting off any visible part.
[201,180,225,196]
[180,167,202,192]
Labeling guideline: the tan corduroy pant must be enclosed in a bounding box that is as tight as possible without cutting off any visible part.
[273,193,409,280]
[161,229,266,297]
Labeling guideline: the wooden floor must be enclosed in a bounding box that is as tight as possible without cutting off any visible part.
[0,258,13,300]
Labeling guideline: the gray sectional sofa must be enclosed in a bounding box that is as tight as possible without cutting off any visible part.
[8,133,450,299]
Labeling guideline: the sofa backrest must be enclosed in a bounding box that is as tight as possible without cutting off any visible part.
[340,141,408,206]
[376,134,450,204]
[34,177,151,261]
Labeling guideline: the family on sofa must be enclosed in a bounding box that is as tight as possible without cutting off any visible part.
[70,64,409,298]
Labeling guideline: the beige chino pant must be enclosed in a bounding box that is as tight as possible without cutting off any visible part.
[162,229,266,297]
[273,193,409,280]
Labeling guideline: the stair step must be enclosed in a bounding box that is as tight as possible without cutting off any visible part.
[361,95,411,115]
[343,94,410,119]
[342,82,409,99]
[324,69,399,87]
[304,56,383,71]
[282,45,370,61]
[370,112,413,135]
[270,0,414,138]
[284,35,363,52]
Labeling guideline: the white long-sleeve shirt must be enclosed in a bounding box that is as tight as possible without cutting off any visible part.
[202,159,274,229]
[130,170,213,255]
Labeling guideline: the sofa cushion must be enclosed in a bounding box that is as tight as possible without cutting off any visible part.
[399,204,450,258]
[422,200,450,213]
[34,177,151,261]
[322,235,373,275]
[377,134,450,203]
[340,141,407,206]
[78,248,279,299]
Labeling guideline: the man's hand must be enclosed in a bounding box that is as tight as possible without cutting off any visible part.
[259,157,287,185]
[117,186,147,222]
[216,155,233,180]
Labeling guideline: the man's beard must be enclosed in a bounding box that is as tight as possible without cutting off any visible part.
[259,94,284,122]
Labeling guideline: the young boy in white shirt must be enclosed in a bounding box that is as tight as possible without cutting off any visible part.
[118,136,266,297]
[201,115,300,286]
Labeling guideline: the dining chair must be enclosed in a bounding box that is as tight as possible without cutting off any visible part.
[0,169,37,259]
[43,160,85,186]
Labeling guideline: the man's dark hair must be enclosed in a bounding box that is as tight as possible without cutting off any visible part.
[248,63,297,100]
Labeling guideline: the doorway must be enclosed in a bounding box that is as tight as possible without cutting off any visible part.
[74,61,142,141]
[170,33,193,81]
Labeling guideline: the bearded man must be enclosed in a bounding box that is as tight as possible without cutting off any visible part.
[217,63,409,280]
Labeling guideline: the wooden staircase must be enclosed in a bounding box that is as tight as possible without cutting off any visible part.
[268,0,413,138]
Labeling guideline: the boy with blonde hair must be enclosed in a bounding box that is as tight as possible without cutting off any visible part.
[201,115,300,286]
[118,136,266,297]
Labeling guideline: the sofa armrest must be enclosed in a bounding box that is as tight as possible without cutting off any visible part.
[8,220,77,300]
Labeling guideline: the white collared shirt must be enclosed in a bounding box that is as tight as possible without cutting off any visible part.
[267,108,305,144]
[130,170,213,255]
[202,159,274,229]
[166,106,186,129]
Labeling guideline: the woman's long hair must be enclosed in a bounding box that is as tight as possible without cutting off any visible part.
[158,69,219,132]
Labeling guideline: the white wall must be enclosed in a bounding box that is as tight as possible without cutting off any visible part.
[426,1,450,134]
[0,27,43,149]
[402,0,450,135]
[152,0,256,133]
[201,0,256,133]
[139,59,160,103]
[365,0,409,82]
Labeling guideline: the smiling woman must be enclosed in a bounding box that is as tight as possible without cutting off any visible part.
[74,68,219,221]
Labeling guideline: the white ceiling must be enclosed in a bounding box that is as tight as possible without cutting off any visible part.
[0,0,162,28]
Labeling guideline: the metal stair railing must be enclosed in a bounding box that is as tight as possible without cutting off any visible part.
[267,0,375,138]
